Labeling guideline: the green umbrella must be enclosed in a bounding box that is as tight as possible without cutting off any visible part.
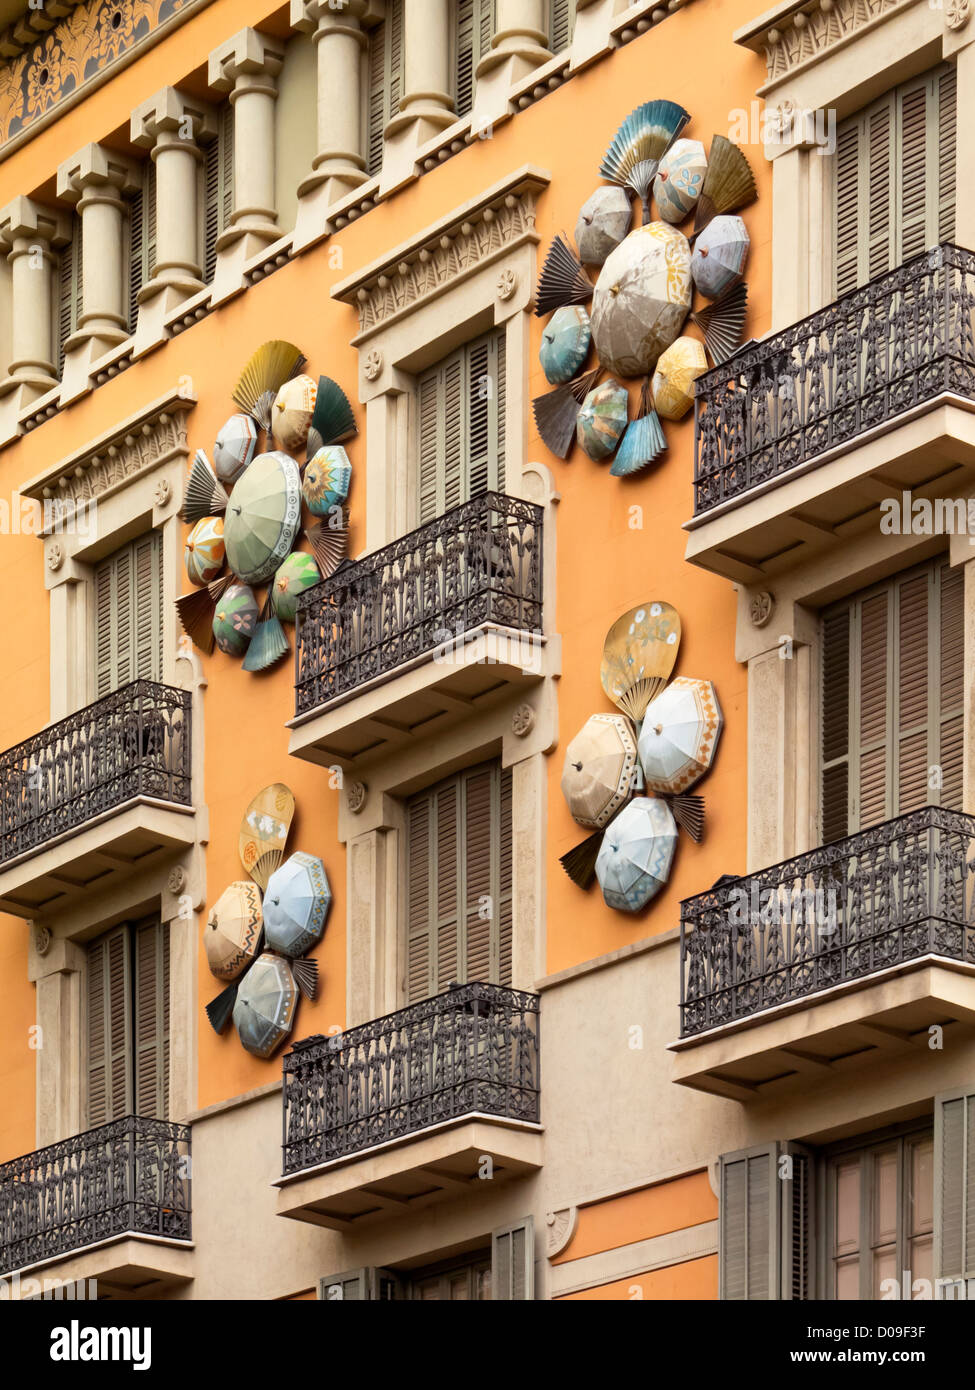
[212,582,259,656]
[272,552,320,623]
[224,451,302,584]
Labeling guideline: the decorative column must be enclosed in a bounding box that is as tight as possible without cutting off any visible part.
[208,27,285,264]
[291,0,368,248]
[29,932,85,1148]
[386,0,453,154]
[56,143,141,396]
[474,0,551,121]
[0,196,70,440]
[130,87,216,349]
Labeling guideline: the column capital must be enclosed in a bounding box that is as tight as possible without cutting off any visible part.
[290,0,368,34]
[208,26,285,92]
[0,195,71,251]
[130,85,218,149]
[56,142,142,206]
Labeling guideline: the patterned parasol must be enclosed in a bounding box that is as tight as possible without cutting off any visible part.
[223,451,302,584]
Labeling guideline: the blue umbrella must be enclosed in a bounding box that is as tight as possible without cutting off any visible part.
[263,851,331,958]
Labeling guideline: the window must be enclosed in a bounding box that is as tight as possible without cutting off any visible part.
[365,0,404,177]
[820,557,962,843]
[416,327,505,524]
[454,0,495,118]
[56,214,83,378]
[202,101,234,283]
[549,0,576,53]
[93,531,164,699]
[405,760,513,1002]
[827,1127,933,1299]
[411,1250,492,1300]
[319,1217,534,1299]
[86,917,170,1125]
[834,65,956,296]
[126,160,156,335]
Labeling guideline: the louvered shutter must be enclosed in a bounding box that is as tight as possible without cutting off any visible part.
[455,0,495,117]
[93,532,164,698]
[405,762,513,1001]
[549,0,575,53]
[719,1142,812,1300]
[86,925,132,1126]
[133,918,170,1119]
[491,1217,534,1300]
[56,216,83,378]
[820,558,962,840]
[834,65,957,295]
[127,161,156,334]
[935,1087,975,1294]
[416,328,506,524]
[366,1,404,177]
[203,102,234,283]
[318,1268,403,1300]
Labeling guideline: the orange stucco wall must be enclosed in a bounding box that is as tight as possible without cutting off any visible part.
[0,0,767,1179]
[554,1170,718,1264]
[556,1254,719,1299]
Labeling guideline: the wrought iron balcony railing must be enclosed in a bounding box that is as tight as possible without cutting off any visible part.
[281,981,540,1175]
[0,1117,191,1275]
[294,492,543,717]
[680,806,975,1038]
[0,680,192,866]
[693,244,975,515]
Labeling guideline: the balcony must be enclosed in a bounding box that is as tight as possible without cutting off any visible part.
[685,245,975,581]
[288,492,547,768]
[672,807,975,1099]
[0,680,194,918]
[275,982,543,1230]
[0,1117,192,1297]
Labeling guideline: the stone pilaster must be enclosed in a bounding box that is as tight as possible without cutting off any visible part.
[386,0,453,156]
[29,932,85,1148]
[0,196,71,441]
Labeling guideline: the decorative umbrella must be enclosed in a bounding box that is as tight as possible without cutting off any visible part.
[303,445,352,515]
[264,851,331,959]
[272,551,321,623]
[651,336,708,420]
[184,516,225,586]
[205,880,263,980]
[214,413,258,486]
[653,139,707,224]
[271,374,318,453]
[561,713,638,828]
[595,796,678,912]
[233,340,306,431]
[239,783,295,890]
[638,677,723,794]
[233,953,298,1058]
[576,378,628,460]
[691,214,750,299]
[601,601,681,721]
[590,224,692,378]
[223,451,302,584]
[212,582,259,656]
[540,305,592,385]
[575,186,632,265]
[599,99,690,224]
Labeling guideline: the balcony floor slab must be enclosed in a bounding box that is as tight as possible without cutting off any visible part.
[3,1235,194,1300]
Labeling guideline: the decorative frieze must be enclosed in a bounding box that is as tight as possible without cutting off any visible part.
[332,168,548,335]
[737,0,910,83]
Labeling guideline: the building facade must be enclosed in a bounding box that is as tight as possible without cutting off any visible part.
[0,0,972,1303]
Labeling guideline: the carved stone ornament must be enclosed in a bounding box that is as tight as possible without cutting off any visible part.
[346,780,368,814]
[512,702,535,737]
[946,0,971,29]
[32,924,52,957]
[154,477,172,506]
[46,542,64,572]
[364,348,383,381]
[749,590,775,628]
[496,268,518,301]
[167,866,187,894]
[546,1207,579,1257]
[757,0,906,82]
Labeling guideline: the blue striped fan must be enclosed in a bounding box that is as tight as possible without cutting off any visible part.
[599,100,691,224]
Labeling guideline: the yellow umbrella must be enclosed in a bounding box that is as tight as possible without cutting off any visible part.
[561,713,639,829]
[651,336,708,421]
[205,881,263,981]
[271,374,318,453]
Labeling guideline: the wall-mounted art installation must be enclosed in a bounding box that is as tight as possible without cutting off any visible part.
[533,102,756,476]
[559,601,723,913]
[175,340,357,675]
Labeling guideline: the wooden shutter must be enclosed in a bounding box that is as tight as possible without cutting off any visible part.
[491,1217,534,1300]
[549,0,575,53]
[834,65,957,295]
[56,216,83,377]
[820,558,962,840]
[719,1142,812,1300]
[318,1268,403,1300]
[366,1,404,177]
[86,925,132,1126]
[935,1087,975,1293]
[203,101,234,283]
[133,918,170,1119]
[405,761,513,1001]
[93,532,164,698]
[127,161,156,334]
[416,328,506,524]
[455,0,495,118]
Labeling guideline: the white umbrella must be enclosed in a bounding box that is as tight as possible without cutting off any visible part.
[595,796,678,912]
[561,713,638,828]
[638,677,723,794]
